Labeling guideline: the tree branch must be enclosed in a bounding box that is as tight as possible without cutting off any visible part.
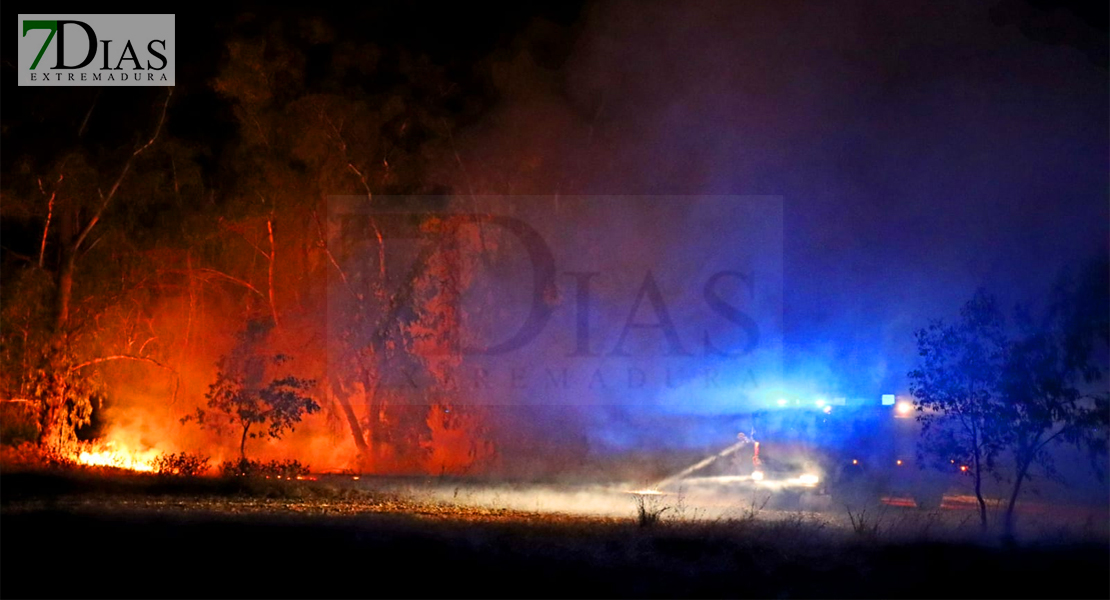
[73,89,172,254]
[78,90,101,138]
[311,208,358,302]
[69,354,181,404]
[1034,425,1068,454]
[266,211,280,330]
[321,110,386,283]
[39,188,58,267]
[183,268,265,297]
[2,246,36,265]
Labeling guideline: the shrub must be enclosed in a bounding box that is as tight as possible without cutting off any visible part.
[261,459,309,478]
[633,493,670,528]
[0,402,41,446]
[846,505,886,539]
[0,441,74,471]
[219,457,310,478]
[152,452,210,477]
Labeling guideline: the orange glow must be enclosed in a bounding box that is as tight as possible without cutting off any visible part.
[75,441,158,472]
[896,459,903,466]
[960,465,968,472]
[422,405,495,475]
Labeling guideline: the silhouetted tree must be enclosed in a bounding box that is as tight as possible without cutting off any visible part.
[184,322,319,459]
[910,262,1109,536]
[909,289,1007,530]
[995,260,1109,535]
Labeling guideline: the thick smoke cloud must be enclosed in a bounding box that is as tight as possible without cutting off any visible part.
[449,0,1107,410]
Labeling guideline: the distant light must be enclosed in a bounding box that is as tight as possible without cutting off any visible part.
[896,459,903,466]
[852,459,859,465]
[823,405,832,414]
[751,470,765,481]
[881,394,896,406]
[776,398,788,407]
[960,465,969,472]
[798,474,819,485]
[896,401,913,416]
[815,398,827,408]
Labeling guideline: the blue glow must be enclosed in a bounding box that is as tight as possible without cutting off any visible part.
[881,394,896,406]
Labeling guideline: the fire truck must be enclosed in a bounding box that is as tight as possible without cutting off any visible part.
[651,395,959,509]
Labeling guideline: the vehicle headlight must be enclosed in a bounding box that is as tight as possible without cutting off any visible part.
[751,470,765,481]
[798,474,819,485]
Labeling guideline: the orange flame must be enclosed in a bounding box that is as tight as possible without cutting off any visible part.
[75,441,159,472]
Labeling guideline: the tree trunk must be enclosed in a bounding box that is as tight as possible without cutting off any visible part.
[332,386,369,465]
[55,253,75,332]
[1004,458,1032,538]
[266,217,280,330]
[361,366,382,469]
[973,444,988,531]
[240,423,251,459]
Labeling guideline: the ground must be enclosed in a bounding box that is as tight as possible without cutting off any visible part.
[1,470,1107,598]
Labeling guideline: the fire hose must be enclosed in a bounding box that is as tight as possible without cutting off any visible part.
[651,433,754,491]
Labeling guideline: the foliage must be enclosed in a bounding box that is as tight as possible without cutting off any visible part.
[0,269,55,396]
[909,262,1109,535]
[1,91,181,459]
[184,351,319,459]
[1,270,101,452]
[0,441,76,471]
[908,289,1006,529]
[0,402,41,446]
[26,343,103,452]
[219,458,310,478]
[993,261,1110,534]
[1,19,491,475]
[153,452,211,477]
